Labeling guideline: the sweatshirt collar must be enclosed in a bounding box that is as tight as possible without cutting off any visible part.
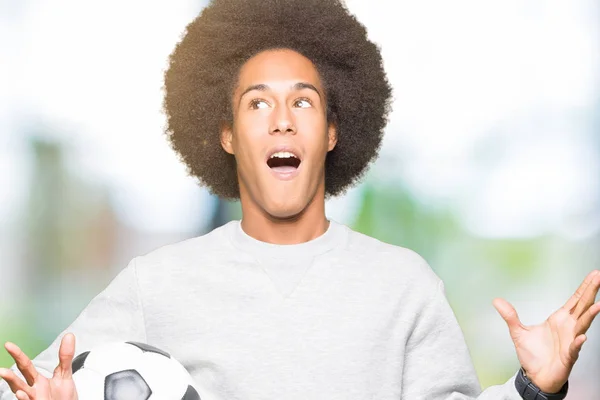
[225,218,347,260]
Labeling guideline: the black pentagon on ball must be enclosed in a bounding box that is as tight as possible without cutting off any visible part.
[105,369,152,400]
[182,385,201,400]
[126,341,171,358]
[71,351,90,374]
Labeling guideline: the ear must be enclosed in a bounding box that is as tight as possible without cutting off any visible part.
[220,122,234,155]
[327,122,337,152]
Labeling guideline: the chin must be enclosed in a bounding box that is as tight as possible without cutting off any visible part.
[263,199,308,221]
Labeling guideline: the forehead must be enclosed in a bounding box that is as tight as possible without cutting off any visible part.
[236,48,323,90]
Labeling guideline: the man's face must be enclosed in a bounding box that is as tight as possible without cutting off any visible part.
[221,48,337,219]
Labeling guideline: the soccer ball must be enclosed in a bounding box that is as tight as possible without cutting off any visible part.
[71,341,201,400]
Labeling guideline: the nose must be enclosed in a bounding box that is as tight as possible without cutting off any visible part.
[270,104,296,135]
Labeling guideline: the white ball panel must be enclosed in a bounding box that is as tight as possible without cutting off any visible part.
[73,368,105,400]
[83,342,143,376]
[135,352,189,398]
[171,358,197,387]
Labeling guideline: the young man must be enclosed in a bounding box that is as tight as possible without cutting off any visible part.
[1,0,598,399]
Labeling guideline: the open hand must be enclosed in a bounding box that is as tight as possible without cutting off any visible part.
[0,333,78,400]
[493,270,600,393]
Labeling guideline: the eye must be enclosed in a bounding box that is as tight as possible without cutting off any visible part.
[249,99,270,109]
[294,98,312,108]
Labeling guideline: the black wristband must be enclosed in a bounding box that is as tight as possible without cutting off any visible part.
[514,368,568,400]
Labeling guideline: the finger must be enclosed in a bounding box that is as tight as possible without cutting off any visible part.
[572,272,600,319]
[574,300,600,336]
[55,333,76,379]
[568,334,587,363]
[0,368,34,398]
[4,342,39,386]
[562,270,598,312]
[15,390,31,400]
[493,298,525,334]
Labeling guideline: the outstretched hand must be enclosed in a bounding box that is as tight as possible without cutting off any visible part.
[0,333,78,400]
[493,270,600,393]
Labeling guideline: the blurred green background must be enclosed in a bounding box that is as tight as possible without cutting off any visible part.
[1,0,599,398]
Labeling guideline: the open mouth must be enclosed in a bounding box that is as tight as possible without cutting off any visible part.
[266,151,301,173]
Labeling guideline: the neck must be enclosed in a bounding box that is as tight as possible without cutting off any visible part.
[239,185,329,245]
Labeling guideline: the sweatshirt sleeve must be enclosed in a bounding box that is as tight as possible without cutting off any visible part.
[0,258,147,400]
[401,279,523,400]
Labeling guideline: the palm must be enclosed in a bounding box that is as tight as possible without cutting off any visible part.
[493,270,600,393]
[512,308,578,390]
[32,372,77,400]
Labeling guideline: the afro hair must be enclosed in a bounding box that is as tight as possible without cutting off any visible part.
[163,0,393,200]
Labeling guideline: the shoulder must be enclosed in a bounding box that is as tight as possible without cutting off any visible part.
[339,223,441,290]
[132,221,236,271]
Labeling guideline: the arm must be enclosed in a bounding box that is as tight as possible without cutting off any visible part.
[401,280,522,400]
[0,258,147,399]
[402,268,600,400]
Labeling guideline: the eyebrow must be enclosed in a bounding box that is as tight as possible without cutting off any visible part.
[238,82,323,105]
